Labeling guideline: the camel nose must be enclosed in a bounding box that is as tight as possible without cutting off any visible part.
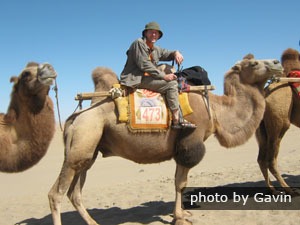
[273,59,280,64]
[38,63,57,79]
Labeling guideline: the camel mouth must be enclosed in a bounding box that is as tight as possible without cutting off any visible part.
[268,65,284,77]
[37,63,57,85]
[264,60,284,76]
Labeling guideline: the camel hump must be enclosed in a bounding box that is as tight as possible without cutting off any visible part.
[281,48,300,62]
[281,48,300,63]
[281,48,300,75]
[92,67,119,92]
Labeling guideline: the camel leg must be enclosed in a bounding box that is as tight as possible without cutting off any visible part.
[268,145,294,195]
[257,122,293,194]
[49,158,100,225]
[257,153,277,194]
[49,112,104,225]
[67,168,100,225]
[49,157,99,225]
[48,164,77,225]
[258,137,287,194]
[173,164,192,220]
[267,122,295,194]
[256,122,276,193]
[257,142,277,193]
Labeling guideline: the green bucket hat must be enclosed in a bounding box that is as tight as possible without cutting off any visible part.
[142,21,163,39]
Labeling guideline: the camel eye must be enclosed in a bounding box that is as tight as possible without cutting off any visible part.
[251,61,258,67]
[21,71,31,80]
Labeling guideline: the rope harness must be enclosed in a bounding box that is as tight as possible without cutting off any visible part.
[52,78,63,131]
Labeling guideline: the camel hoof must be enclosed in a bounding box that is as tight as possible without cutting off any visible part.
[271,190,282,195]
[270,188,300,197]
[173,209,192,221]
[289,189,300,197]
[183,210,192,217]
[174,218,193,225]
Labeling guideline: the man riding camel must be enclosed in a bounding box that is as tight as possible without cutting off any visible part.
[120,21,196,129]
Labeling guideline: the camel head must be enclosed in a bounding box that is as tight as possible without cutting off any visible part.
[6,62,57,121]
[215,55,283,148]
[10,62,57,96]
[230,54,283,86]
[281,48,300,75]
[1,62,57,173]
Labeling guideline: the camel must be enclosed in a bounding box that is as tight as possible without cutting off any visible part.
[255,48,300,195]
[0,62,57,173]
[48,54,283,225]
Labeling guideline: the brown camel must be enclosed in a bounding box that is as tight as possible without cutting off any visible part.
[48,55,283,225]
[0,62,57,173]
[255,48,300,194]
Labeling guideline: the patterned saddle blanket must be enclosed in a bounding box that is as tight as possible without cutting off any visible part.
[114,88,193,132]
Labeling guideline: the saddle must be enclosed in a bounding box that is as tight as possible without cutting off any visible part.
[113,84,193,132]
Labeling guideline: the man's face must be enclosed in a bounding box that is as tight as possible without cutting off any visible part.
[145,29,160,43]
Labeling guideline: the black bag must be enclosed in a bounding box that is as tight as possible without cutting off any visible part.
[176,66,211,85]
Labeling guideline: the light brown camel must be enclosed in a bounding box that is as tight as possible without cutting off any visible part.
[255,48,300,195]
[0,62,57,173]
[48,55,283,225]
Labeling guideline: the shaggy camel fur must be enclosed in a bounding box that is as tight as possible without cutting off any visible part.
[256,48,300,194]
[0,62,57,172]
[48,55,283,225]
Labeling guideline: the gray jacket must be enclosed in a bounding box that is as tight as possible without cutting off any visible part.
[120,37,176,87]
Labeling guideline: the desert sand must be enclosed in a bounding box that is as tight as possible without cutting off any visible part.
[0,124,299,225]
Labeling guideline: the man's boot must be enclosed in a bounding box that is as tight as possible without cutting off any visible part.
[171,108,196,129]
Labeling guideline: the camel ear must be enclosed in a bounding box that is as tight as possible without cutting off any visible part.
[26,62,39,67]
[243,54,254,60]
[10,76,19,84]
[231,63,241,72]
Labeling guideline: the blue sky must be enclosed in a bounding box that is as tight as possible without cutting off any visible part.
[0,0,299,121]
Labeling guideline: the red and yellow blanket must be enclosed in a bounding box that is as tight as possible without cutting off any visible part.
[288,70,300,98]
[114,89,193,132]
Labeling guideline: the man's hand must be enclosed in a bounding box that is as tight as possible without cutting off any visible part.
[174,51,184,65]
[164,73,177,81]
